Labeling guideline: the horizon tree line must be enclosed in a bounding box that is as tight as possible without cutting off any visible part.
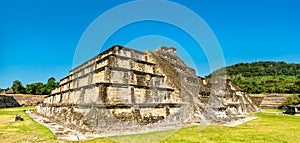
[0,77,59,95]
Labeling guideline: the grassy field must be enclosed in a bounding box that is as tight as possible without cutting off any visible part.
[0,107,299,143]
[0,106,58,143]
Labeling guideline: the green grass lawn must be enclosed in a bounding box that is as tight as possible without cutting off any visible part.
[0,106,59,143]
[0,107,299,143]
[263,109,284,113]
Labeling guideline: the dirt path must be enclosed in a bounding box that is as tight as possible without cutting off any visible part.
[223,116,257,127]
[26,110,95,141]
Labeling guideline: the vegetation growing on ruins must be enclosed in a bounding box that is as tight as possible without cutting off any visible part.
[1,107,300,143]
[282,94,300,106]
[209,61,300,94]
[9,77,59,95]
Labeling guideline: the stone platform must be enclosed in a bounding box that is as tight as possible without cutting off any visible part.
[35,45,259,138]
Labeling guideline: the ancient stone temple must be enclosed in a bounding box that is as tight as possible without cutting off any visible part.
[36,45,259,135]
[198,78,259,122]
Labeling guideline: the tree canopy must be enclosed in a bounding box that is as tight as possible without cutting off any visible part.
[282,94,300,106]
[11,80,25,94]
[208,61,300,94]
[10,77,59,95]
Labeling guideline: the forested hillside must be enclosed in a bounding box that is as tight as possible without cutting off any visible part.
[208,61,300,94]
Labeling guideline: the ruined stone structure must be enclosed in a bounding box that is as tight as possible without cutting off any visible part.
[258,95,287,109]
[36,45,259,135]
[0,95,21,108]
[284,104,300,114]
[198,78,259,123]
[9,95,45,106]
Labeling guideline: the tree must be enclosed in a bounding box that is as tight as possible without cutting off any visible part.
[209,61,300,94]
[25,82,44,95]
[45,77,59,94]
[294,80,300,93]
[282,94,300,106]
[23,77,59,95]
[34,82,44,95]
[47,77,58,87]
[25,83,36,94]
[11,80,25,94]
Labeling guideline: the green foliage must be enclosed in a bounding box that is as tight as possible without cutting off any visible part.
[24,77,58,95]
[209,61,300,94]
[230,76,300,94]
[45,77,59,94]
[282,94,300,106]
[25,82,44,95]
[10,77,58,95]
[11,80,25,94]
[212,61,300,77]
[0,88,3,92]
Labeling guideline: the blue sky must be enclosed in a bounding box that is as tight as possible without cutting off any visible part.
[1,0,300,88]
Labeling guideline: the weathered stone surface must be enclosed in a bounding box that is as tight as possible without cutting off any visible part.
[259,94,287,109]
[249,96,265,107]
[284,103,300,114]
[198,78,259,122]
[0,95,21,108]
[35,45,259,137]
[9,95,45,106]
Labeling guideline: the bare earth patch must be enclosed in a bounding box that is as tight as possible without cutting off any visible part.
[223,116,257,127]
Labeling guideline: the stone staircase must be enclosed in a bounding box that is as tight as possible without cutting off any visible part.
[259,95,287,109]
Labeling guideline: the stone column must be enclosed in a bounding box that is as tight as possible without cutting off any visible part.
[104,67,111,82]
[108,55,116,67]
[98,84,107,104]
[129,71,135,84]
[130,86,135,104]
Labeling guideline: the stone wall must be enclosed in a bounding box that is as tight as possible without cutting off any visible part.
[36,45,259,136]
[37,46,183,134]
[258,95,287,109]
[249,96,265,107]
[198,78,259,122]
[149,47,201,121]
[0,94,44,107]
[0,95,21,108]
[11,95,45,106]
